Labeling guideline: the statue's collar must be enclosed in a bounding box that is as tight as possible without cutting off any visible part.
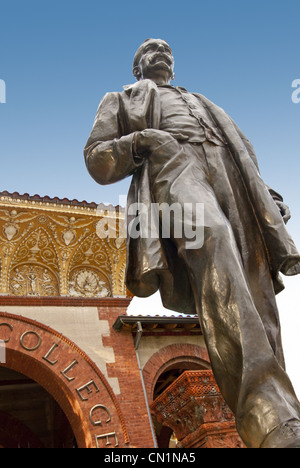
[123,80,187,94]
[123,79,157,94]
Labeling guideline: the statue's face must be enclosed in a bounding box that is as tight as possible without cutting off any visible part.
[135,39,174,83]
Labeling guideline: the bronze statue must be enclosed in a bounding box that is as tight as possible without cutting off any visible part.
[84,39,300,448]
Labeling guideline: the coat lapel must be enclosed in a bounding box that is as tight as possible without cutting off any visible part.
[123,80,161,132]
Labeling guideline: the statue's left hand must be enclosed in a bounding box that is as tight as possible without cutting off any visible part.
[133,129,179,159]
[276,200,291,224]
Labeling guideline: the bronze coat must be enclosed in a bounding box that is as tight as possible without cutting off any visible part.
[84,79,300,314]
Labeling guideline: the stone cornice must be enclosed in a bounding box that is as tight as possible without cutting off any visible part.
[0,191,125,218]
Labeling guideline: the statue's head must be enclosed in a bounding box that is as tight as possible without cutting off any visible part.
[132,38,175,85]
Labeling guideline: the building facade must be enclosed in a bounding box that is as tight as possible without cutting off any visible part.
[0,191,243,448]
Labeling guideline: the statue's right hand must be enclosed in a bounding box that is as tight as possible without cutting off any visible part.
[133,129,178,158]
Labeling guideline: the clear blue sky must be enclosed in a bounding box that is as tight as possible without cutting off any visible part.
[1,0,300,395]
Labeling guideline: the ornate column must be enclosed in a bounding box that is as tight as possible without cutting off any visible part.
[150,370,245,448]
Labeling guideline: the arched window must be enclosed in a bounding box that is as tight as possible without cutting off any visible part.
[143,345,211,448]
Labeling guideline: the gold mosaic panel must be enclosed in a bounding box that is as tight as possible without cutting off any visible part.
[0,193,128,298]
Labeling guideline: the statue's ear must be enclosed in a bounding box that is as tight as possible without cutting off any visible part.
[133,66,142,81]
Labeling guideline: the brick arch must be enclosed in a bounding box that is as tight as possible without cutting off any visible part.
[0,311,129,448]
[142,343,210,403]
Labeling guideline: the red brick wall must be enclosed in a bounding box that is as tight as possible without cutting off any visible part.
[98,305,155,448]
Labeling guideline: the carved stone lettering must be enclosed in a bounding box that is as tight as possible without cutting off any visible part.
[95,431,119,448]
[20,330,42,351]
[60,359,79,382]
[89,404,111,426]
[42,343,59,365]
[76,379,100,401]
[0,322,13,343]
